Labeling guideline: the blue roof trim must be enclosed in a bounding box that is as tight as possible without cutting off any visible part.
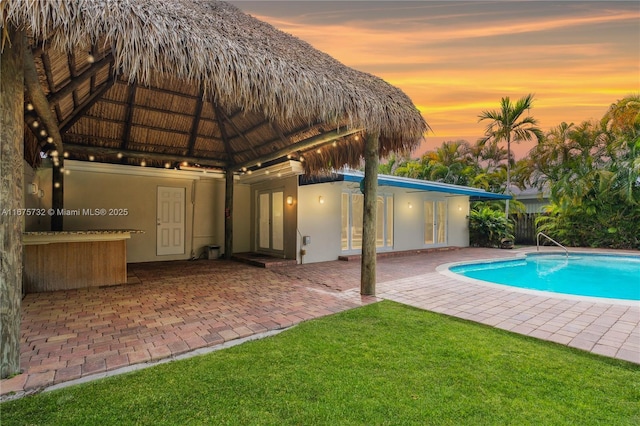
[340,172,511,200]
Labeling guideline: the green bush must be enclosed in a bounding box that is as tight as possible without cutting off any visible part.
[469,206,514,248]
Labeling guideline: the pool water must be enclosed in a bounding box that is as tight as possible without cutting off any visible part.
[450,254,640,301]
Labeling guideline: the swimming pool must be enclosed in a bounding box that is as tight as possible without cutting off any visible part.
[449,253,640,301]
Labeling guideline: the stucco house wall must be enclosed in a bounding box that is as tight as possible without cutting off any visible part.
[28,160,251,263]
[297,181,472,264]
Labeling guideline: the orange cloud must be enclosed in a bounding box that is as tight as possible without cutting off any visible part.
[236,1,639,158]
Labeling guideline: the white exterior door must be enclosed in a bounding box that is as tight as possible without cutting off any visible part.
[157,186,185,255]
[257,190,284,253]
[424,200,447,247]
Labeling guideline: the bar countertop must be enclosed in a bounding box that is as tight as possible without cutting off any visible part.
[23,230,144,245]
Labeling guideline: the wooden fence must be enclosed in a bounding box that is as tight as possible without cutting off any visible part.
[512,213,539,245]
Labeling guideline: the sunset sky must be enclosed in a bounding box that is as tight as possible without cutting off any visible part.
[230,1,639,158]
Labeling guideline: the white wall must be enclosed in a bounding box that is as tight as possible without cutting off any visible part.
[297,181,343,263]
[297,181,471,263]
[31,161,251,263]
[447,195,470,247]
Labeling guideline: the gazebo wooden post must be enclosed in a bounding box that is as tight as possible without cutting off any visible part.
[361,132,379,296]
[24,41,65,230]
[0,27,24,379]
[224,169,234,259]
[52,159,64,231]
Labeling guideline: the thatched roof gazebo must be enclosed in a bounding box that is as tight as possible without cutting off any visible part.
[0,0,427,378]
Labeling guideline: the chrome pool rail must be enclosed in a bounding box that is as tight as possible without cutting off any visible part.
[536,232,569,257]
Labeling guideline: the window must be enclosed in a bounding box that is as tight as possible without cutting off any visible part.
[342,192,393,251]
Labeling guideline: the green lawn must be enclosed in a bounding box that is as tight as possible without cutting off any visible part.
[2,301,638,425]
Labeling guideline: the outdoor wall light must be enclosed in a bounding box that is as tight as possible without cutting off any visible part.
[319,196,325,204]
[38,189,44,198]
[458,205,463,211]
[408,202,413,209]
[27,183,38,194]
[287,196,294,206]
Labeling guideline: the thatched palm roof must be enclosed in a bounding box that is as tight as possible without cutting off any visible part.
[2,0,427,174]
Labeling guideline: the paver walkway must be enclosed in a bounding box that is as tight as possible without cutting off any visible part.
[2,247,638,400]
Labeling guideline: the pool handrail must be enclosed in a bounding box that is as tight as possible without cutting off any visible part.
[536,232,569,257]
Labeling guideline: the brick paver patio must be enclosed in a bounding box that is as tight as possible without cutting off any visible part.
[1,247,638,400]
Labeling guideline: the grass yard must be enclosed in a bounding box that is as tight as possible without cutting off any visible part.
[2,301,639,425]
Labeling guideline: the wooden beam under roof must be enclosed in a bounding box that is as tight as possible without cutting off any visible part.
[187,87,205,157]
[59,72,116,134]
[214,106,234,164]
[217,109,260,160]
[233,127,362,171]
[62,142,227,168]
[46,52,114,106]
[120,83,137,151]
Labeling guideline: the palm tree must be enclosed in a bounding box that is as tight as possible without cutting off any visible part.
[478,94,543,216]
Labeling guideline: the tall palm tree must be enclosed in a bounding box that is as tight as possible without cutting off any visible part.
[478,94,543,216]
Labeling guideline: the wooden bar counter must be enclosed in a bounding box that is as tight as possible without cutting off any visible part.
[23,230,142,293]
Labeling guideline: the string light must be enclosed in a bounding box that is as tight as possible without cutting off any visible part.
[63,151,69,158]
[88,155,95,161]
[26,103,34,111]
[140,160,146,167]
[116,152,123,159]
[31,121,39,128]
